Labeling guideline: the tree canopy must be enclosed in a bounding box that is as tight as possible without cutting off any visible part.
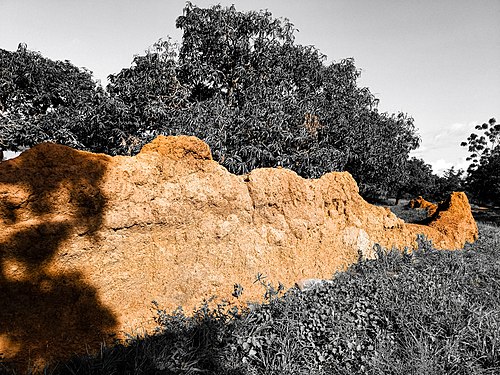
[107,3,420,194]
[1,3,422,196]
[0,43,143,155]
[461,118,500,205]
[1,43,98,151]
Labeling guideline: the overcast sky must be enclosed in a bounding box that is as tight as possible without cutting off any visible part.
[1,0,499,175]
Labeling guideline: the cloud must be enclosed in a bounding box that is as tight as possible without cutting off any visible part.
[428,121,476,150]
[411,120,479,176]
[428,156,470,176]
[412,120,477,175]
[409,147,427,159]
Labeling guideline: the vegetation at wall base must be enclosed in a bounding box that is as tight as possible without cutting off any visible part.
[2,219,497,375]
[387,199,430,223]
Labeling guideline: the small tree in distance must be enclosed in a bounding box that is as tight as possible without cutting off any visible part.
[433,166,465,202]
[390,157,436,204]
[461,118,500,205]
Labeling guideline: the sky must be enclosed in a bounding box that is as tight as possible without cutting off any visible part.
[1,0,499,175]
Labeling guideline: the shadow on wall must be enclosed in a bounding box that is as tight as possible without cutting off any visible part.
[0,144,117,372]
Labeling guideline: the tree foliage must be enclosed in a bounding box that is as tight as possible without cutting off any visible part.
[433,167,465,202]
[107,2,420,193]
[388,158,466,204]
[107,39,189,131]
[0,44,138,155]
[461,118,500,205]
[1,44,95,149]
[1,3,422,196]
[391,157,436,202]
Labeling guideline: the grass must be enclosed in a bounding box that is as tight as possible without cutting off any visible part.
[2,214,500,374]
[369,198,429,223]
[388,203,429,223]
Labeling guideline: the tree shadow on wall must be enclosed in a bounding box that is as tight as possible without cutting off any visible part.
[0,143,117,372]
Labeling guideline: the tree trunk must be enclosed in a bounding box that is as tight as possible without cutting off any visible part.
[395,189,402,206]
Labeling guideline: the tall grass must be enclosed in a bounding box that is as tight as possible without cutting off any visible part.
[2,223,499,374]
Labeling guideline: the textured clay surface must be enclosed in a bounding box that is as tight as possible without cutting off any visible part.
[0,135,478,371]
[408,195,439,216]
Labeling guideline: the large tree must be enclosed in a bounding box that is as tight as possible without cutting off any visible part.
[2,3,421,196]
[108,3,420,193]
